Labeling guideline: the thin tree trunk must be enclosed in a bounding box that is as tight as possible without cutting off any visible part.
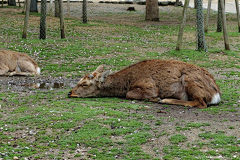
[196,0,207,51]
[220,0,230,50]
[67,0,70,16]
[22,0,26,13]
[82,0,87,23]
[59,0,65,38]
[30,0,38,12]
[55,0,60,17]
[204,0,211,33]
[176,0,190,50]
[235,0,240,32]
[174,0,179,7]
[145,0,159,21]
[8,0,16,6]
[217,0,222,32]
[22,0,31,38]
[49,0,53,16]
[194,0,197,9]
[40,0,46,39]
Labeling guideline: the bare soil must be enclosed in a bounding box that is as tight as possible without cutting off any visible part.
[0,3,240,159]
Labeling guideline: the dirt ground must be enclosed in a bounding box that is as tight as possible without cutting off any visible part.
[0,2,240,159]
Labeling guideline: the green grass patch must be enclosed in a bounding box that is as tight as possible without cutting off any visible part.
[0,6,239,160]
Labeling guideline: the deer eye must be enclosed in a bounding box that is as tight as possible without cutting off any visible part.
[82,84,88,87]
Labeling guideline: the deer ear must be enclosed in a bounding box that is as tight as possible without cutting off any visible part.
[94,64,104,73]
[99,70,110,82]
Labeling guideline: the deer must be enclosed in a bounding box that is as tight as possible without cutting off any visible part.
[0,50,41,76]
[68,59,221,109]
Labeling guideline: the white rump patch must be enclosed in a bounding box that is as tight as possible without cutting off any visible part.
[37,67,41,75]
[209,93,221,105]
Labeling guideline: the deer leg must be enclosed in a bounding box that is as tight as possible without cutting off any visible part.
[0,65,10,75]
[17,59,39,76]
[159,98,207,108]
[126,88,144,100]
[159,81,207,109]
[9,71,32,76]
[126,78,160,102]
[126,88,161,102]
[8,60,39,76]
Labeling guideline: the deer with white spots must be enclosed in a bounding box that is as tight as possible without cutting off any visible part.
[0,50,40,76]
[68,59,221,109]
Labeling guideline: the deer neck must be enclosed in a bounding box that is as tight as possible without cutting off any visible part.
[98,73,132,97]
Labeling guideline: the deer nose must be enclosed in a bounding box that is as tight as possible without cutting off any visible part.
[68,91,72,97]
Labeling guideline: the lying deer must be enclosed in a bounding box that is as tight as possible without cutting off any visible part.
[0,50,40,76]
[68,59,221,108]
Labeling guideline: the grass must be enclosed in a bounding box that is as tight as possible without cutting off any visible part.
[0,4,240,160]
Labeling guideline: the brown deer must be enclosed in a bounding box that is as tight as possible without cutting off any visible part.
[68,59,221,108]
[0,50,40,76]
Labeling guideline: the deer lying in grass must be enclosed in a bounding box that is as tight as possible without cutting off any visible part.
[0,50,40,76]
[68,59,221,108]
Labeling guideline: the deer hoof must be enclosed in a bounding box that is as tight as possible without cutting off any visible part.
[158,99,169,104]
[158,100,164,104]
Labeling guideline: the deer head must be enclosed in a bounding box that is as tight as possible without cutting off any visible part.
[68,65,110,98]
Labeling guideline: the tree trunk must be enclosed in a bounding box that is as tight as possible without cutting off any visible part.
[49,0,53,16]
[217,0,222,32]
[204,0,211,33]
[59,0,65,38]
[22,0,26,13]
[40,0,46,39]
[220,0,230,50]
[8,0,16,6]
[22,0,31,38]
[67,0,70,16]
[30,0,38,12]
[82,0,87,23]
[196,0,207,51]
[235,0,240,32]
[55,0,60,17]
[145,0,159,21]
[174,0,179,6]
[176,0,189,50]
[194,0,197,9]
